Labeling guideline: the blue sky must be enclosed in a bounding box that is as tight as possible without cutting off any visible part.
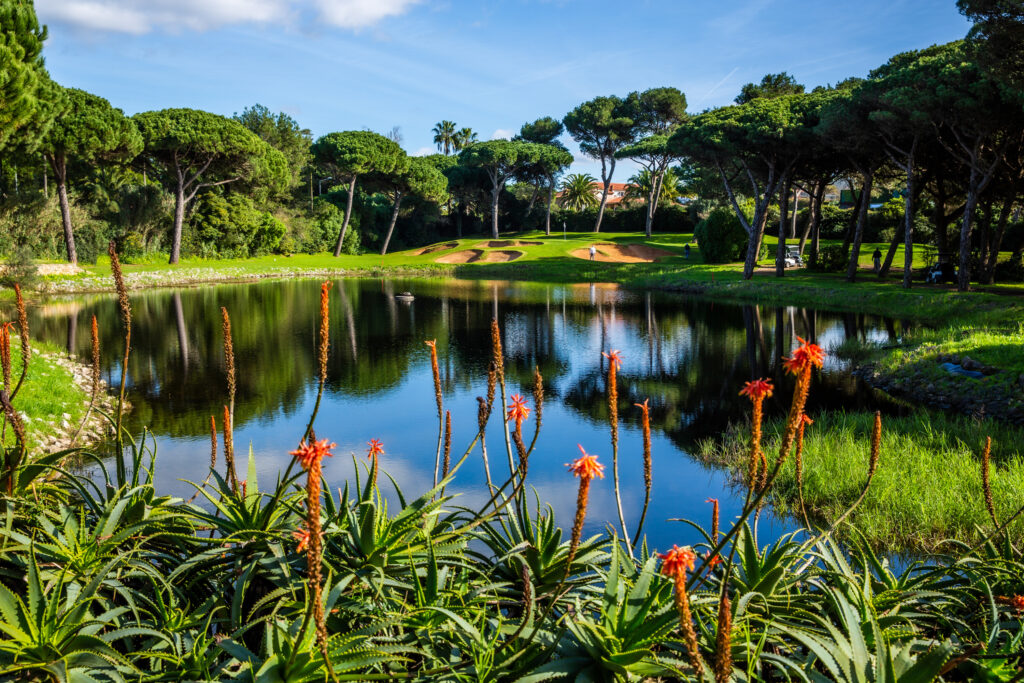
[36,0,972,178]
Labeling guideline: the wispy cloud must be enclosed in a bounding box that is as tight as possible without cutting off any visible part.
[35,0,422,34]
[693,66,739,106]
[490,128,514,140]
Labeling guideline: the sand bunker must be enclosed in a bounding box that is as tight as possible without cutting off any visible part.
[475,240,543,248]
[569,243,675,263]
[436,249,523,264]
[413,241,459,255]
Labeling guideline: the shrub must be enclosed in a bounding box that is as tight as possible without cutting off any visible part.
[807,244,848,272]
[818,203,852,239]
[187,193,286,258]
[694,207,747,263]
[994,255,1024,283]
[0,246,40,289]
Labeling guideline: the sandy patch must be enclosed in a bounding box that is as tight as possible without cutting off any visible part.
[436,249,523,264]
[569,243,674,263]
[32,263,84,276]
[413,241,459,255]
[475,240,543,248]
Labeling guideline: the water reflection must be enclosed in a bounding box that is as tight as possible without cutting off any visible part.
[25,279,911,550]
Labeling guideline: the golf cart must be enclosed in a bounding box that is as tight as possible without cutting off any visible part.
[783,246,805,268]
[922,248,957,284]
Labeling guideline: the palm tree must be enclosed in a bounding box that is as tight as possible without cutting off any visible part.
[453,127,478,151]
[559,173,599,212]
[432,120,457,155]
[626,169,680,206]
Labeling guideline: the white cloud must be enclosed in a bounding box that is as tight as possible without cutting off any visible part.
[313,0,421,29]
[490,128,514,140]
[35,0,420,34]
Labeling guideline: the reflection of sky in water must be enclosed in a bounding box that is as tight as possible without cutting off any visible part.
[29,279,909,554]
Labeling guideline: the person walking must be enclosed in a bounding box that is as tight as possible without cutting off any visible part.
[589,244,596,261]
[872,248,882,274]
[684,244,691,259]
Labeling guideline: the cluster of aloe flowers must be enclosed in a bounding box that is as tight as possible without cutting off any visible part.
[0,262,1021,682]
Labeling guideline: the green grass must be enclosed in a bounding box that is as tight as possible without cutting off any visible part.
[700,410,1024,551]
[3,337,91,448]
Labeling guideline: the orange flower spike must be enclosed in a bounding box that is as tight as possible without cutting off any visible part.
[658,544,697,579]
[739,379,774,401]
[782,336,826,376]
[290,438,336,470]
[1011,595,1024,611]
[602,349,623,370]
[507,393,531,426]
[367,439,385,459]
[293,528,310,553]
[567,445,605,479]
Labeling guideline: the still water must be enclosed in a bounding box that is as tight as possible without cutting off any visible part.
[28,278,910,550]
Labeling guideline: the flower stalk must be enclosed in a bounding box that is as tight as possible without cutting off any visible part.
[659,545,704,674]
[426,339,444,486]
[632,398,653,548]
[566,445,604,575]
[290,437,336,660]
[367,438,384,489]
[109,242,132,466]
[603,350,630,555]
[11,284,30,399]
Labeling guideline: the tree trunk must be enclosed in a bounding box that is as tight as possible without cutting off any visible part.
[333,175,357,257]
[42,162,48,199]
[790,187,799,243]
[982,195,1013,284]
[879,223,903,277]
[527,182,540,215]
[845,170,874,282]
[841,181,864,254]
[799,179,823,256]
[742,205,770,280]
[901,167,915,289]
[456,202,464,238]
[491,184,500,239]
[170,180,186,265]
[775,178,791,277]
[808,180,824,262]
[545,175,555,236]
[50,154,77,265]
[380,190,404,255]
[593,156,615,233]
[958,165,982,291]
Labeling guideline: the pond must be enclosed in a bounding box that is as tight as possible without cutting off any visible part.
[27,278,912,551]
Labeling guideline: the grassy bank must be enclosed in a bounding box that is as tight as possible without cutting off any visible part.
[699,410,1024,551]
[2,336,101,449]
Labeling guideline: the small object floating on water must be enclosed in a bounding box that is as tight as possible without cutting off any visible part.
[395,292,415,302]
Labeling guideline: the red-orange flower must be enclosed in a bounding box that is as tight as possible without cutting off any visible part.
[508,394,531,425]
[293,528,310,553]
[367,439,384,459]
[739,379,774,401]
[1012,595,1024,611]
[602,349,623,370]
[658,545,697,579]
[705,551,722,568]
[290,438,336,470]
[801,414,814,426]
[424,339,436,350]
[567,445,605,479]
[782,337,826,375]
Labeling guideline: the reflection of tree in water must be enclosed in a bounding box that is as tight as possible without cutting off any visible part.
[26,280,910,446]
[562,301,911,450]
